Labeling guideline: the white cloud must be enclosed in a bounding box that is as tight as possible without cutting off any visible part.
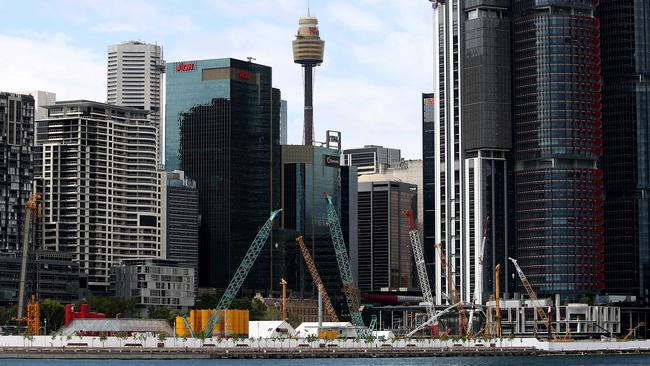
[0,33,106,101]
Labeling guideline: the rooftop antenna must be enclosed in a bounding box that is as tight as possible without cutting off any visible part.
[246,57,256,63]
[307,0,311,16]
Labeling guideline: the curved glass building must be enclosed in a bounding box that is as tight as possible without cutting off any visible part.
[513,0,605,296]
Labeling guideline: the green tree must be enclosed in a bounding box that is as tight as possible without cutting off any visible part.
[81,296,136,318]
[287,312,301,328]
[263,307,281,321]
[196,293,219,309]
[148,306,176,326]
[230,297,252,310]
[250,298,267,320]
[0,306,17,326]
[39,299,65,334]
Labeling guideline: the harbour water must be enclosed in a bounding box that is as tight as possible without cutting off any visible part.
[1,356,650,366]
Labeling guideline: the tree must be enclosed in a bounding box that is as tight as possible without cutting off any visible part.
[250,298,267,320]
[81,296,136,318]
[40,299,65,334]
[196,294,219,309]
[230,297,252,310]
[149,307,176,326]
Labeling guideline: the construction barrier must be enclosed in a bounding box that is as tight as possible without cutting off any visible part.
[176,309,249,338]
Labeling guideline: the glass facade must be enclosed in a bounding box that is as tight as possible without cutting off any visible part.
[513,0,605,296]
[599,0,650,301]
[170,58,281,290]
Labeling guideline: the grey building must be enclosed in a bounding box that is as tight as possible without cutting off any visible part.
[426,0,512,306]
[341,165,358,285]
[357,181,417,292]
[107,41,165,163]
[112,259,194,316]
[343,145,401,175]
[35,101,163,294]
[163,170,199,297]
[0,250,79,306]
[0,92,34,251]
[280,100,288,145]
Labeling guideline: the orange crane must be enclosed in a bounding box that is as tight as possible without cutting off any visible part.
[494,263,501,338]
[280,278,288,321]
[14,193,42,335]
[436,242,468,335]
[296,236,339,322]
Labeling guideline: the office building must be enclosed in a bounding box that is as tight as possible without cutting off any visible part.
[112,259,194,316]
[35,101,162,293]
[280,100,288,145]
[358,159,423,224]
[168,58,281,290]
[0,250,79,306]
[599,0,650,302]
[342,145,401,175]
[426,0,511,305]
[341,165,358,282]
[0,92,34,251]
[512,0,605,297]
[163,170,199,296]
[19,91,55,140]
[357,180,416,292]
[107,41,165,162]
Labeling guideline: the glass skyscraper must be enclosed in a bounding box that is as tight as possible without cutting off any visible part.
[166,58,281,290]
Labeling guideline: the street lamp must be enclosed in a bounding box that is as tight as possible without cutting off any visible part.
[44,319,47,335]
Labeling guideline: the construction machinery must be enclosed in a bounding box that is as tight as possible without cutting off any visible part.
[403,210,436,336]
[183,209,281,338]
[622,322,645,341]
[467,216,490,336]
[280,278,288,321]
[324,193,365,329]
[296,236,339,322]
[494,263,501,338]
[436,242,469,335]
[14,193,42,335]
[508,257,558,341]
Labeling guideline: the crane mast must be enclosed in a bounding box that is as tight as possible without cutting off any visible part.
[296,236,339,322]
[188,209,281,338]
[324,193,365,328]
[495,263,501,338]
[436,242,468,335]
[468,216,490,335]
[16,193,41,333]
[508,257,557,340]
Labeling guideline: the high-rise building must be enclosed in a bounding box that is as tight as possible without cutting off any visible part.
[280,100,288,145]
[292,9,325,146]
[342,145,402,175]
[599,0,650,302]
[163,170,199,296]
[19,90,55,124]
[357,180,416,292]
[0,92,34,251]
[35,101,162,293]
[167,58,281,290]
[107,41,165,162]
[341,165,358,283]
[427,0,512,305]
[512,0,604,297]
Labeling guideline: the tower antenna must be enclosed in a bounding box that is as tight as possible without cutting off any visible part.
[307,0,311,16]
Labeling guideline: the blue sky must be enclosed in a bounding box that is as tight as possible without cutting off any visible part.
[0,0,432,158]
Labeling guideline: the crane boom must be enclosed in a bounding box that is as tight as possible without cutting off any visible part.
[296,236,339,322]
[436,242,468,335]
[198,209,282,337]
[403,210,435,322]
[508,257,557,340]
[17,193,41,321]
[324,193,364,328]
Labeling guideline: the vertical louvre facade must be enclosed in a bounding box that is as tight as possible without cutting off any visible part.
[0,92,34,251]
[599,0,650,301]
[357,181,416,292]
[513,0,605,296]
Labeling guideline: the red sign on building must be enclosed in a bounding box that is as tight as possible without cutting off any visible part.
[176,63,195,72]
[239,70,251,80]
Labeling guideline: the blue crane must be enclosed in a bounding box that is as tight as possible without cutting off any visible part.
[183,209,282,338]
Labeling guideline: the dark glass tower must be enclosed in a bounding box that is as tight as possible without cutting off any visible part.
[513,0,605,296]
[169,58,281,290]
[599,0,650,302]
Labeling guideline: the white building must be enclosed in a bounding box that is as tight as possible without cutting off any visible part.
[294,322,356,338]
[36,101,163,293]
[248,321,295,339]
[107,41,165,163]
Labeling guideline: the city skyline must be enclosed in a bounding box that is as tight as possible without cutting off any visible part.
[0,0,431,159]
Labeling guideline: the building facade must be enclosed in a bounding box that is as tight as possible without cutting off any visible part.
[35,101,162,293]
[168,58,281,290]
[107,41,165,162]
[341,165,359,283]
[357,181,416,292]
[163,170,199,296]
[112,259,194,316]
[280,100,288,145]
[512,0,604,297]
[0,92,35,251]
[0,250,79,306]
[342,145,401,175]
[427,0,512,306]
[599,0,650,302]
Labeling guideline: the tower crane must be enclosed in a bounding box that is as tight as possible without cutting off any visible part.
[183,209,281,338]
[402,210,436,336]
[280,278,288,321]
[324,193,367,329]
[436,242,468,335]
[494,263,502,337]
[14,193,42,335]
[468,216,490,336]
[296,236,339,322]
[508,257,558,340]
